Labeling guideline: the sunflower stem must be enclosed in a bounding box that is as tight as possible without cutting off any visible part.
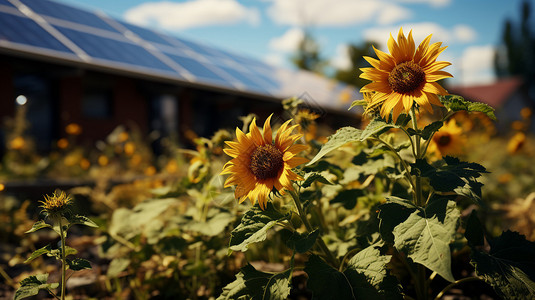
[372,136,416,195]
[58,217,67,300]
[434,276,482,300]
[289,190,339,268]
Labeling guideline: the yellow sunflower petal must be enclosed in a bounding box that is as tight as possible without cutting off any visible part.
[263,114,273,144]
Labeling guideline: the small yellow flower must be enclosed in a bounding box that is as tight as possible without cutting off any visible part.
[98,155,109,166]
[80,158,90,170]
[57,138,69,149]
[221,115,309,210]
[65,123,82,135]
[360,28,452,122]
[118,131,129,143]
[40,190,73,217]
[429,120,465,157]
[124,142,135,156]
[0,183,4,191]
[507,132,526,154]
[145,166,156,176]
[520,107,532,120]
[9,136,25,150]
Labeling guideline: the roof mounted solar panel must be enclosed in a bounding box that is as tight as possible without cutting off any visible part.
[0,10,74,54]
[53,25,178,74]
[0,0,354,112]
[19,0,119,33]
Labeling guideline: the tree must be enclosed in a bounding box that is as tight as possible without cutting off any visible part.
[333,42,377,88]
[291,31,326,74]
[494,0,535,98]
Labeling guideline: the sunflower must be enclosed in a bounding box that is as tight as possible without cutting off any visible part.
[507,132,526,154]
[360,28,452,122]
[428,119,465,157]
[40,189,73,218]
[221,115,309,210]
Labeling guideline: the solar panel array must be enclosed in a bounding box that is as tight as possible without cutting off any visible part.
[0,0,353,111]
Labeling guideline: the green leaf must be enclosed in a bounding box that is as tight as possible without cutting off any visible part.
[67,258,92,271]
[378,198,415,244]
[302,172,332,189]
[286,229,319,253]
[411,157,488,204]
[218,264,292,300]
[24,244,52,263]
[25,220,52,233]
[421,121,444,140]
[465,210,485,247]
[343,244,402,299]
[471,231,535,299]
[307,127,363,166]
[330,189,364,210]
[440,94,496,120]
[229,203,289,252]
[184,209,234,236]
[308,115,411,166]
[14,274,59,300]
[349,99,367,110]
[392,199,460,282]
[305,255,355,300]
[217,271,249,300]
[107,257,131,278]
[67,215,98,228]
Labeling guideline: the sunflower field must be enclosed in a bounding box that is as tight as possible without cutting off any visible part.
[1,28,535,300]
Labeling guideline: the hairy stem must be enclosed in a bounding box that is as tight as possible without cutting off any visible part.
[289,190,339,268]
[434,277,482,299]
[373,136,416,195]
[58,218,67,300]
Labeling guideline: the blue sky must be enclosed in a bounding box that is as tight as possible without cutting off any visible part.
[59,0,529,86]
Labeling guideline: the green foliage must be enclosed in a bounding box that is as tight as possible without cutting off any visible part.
[380,198,460,282]
[66,214,98,228]
[344,244,402,299]
[308,116,410,166]
[411,156,488,204]
[25,220,52,233]
[218,264,292,300]
[407,121,443,140]
[66,258,92,271]
[285,229,320,253]
[229,203,289,252]
[330,189,365,210]
[305,255,355,300]
[14,274,59,300]
[440,95,496,120]
[24,244,52,263]
[464,210,485,247]
[302,172,332,188]
[471,231,535,299]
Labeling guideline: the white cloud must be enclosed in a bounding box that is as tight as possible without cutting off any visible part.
[458,45,496,85]
[263,53,286,67]
[378,5,413,25]
[453,25,477,43]
[394,0,451,8]
[331,44,352,70]
[363,23,478,48]
[267,0,411,26]
[268,28,304,52]
[124,0,260,30]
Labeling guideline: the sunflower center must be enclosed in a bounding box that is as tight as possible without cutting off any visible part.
[388,61,426,94]
[437,135,451,146]
[249,144,284,180]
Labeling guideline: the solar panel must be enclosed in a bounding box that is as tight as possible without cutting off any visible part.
[0,0,350,110]
[0,11,74,54]
[19,0,119,33]
[166,53,235,88]
[54,26,177,73]
[117,21,176,48]
[0,0,14,8]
